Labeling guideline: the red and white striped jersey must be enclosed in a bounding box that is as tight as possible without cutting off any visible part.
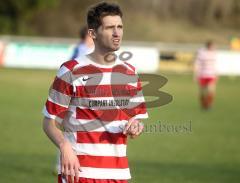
[42,55,148,180]
[195,48,217,78]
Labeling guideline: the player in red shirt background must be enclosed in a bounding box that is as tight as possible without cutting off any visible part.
[194,40,218,110]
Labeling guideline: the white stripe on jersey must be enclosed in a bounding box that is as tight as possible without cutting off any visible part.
[72,72,138,87]
[78,167,131,180]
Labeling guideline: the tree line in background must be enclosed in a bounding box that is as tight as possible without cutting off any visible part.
[0,0,239,38]
[136,0,240,26]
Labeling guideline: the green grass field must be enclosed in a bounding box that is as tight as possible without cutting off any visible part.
[0,68,239,183]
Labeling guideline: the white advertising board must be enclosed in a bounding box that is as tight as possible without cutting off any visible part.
[216,51,240,75]
[2,42,159,73]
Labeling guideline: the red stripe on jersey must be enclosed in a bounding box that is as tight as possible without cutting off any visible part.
[135,102,147,113]
[123,62,135,73]
[112,64,135,75]
[137,79,143,90]
[61,60,78,70]
[76,103,147,121]
[73,65,113,75]
[77,131,127,144]
[46,100,68,118]
[75,85,138,98]
[52,77,73,96]
[77,155,129,169]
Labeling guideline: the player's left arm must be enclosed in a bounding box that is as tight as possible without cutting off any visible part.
[123,70,148,139]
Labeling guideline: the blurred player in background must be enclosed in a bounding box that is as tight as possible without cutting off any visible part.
[71,26,94,59]
[194,40,218,110]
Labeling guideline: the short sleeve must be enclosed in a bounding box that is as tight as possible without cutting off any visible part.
[122,62,148,120]
[130,72,149,120]
[42,60,78,123]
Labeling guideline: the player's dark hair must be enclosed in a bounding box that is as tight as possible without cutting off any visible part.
[206,40,214,48]
[87,2,123,30]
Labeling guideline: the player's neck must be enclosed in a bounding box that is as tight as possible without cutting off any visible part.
[88,47,116,66]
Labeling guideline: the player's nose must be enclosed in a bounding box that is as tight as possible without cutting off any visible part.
[112,27,120,37]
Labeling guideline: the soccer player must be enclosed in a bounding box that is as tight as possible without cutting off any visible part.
[71,26,94,59]
[194,40,218,110]
[42,2,148,183]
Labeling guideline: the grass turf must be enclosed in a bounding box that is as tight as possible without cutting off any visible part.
[0,68,239,183]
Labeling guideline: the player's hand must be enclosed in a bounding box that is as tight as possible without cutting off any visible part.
[123,118,144,139]
[60,140,82,183]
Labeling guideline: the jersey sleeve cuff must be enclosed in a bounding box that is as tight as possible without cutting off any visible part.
[42,106,63,124]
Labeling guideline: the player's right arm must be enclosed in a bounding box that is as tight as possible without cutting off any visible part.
[42,60,80,182]
[42,117,81,182]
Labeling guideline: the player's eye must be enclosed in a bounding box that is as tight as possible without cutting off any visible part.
[118,25,123,29]
[106,26,114,29]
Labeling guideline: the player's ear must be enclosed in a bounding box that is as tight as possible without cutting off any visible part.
[88,29,96,39]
